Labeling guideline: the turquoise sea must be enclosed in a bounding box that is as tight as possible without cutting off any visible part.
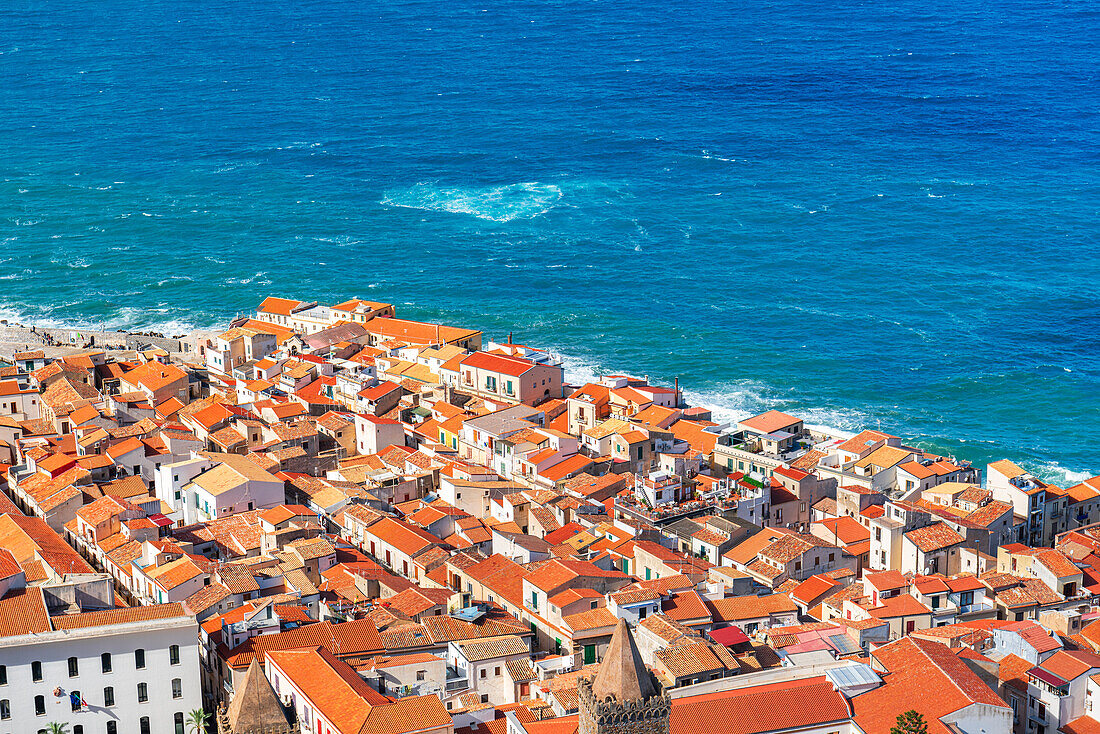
[1,0,1097,480]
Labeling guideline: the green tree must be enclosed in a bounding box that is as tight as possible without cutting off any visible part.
[891,710,928,734]
[45,724,70,734]
[186,709,210,734]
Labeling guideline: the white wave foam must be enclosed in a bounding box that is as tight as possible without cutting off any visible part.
[557,350,863,438]
[1036,462,1094,486]
[49,255,92,269]
[154,275,194,287]
[380,182,563,222]
[700,149,740,163]
[0,302,220,337]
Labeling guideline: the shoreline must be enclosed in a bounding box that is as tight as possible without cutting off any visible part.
[0,318,215,360]
[0,311,1093,486]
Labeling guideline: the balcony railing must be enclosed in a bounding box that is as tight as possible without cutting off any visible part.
[957,602,995,614]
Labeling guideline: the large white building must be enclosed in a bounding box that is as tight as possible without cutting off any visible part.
[0,586,201,734]
[154,454,283,525]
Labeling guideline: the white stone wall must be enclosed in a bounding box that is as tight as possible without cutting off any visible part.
[0,618,201,734]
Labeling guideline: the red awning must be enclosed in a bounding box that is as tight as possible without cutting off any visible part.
[709,625,750,646]
[1029,667,1068,687]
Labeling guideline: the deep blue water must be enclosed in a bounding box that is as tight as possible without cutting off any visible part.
[1,0,1098,480]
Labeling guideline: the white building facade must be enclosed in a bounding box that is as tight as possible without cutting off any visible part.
[0,607,201,734]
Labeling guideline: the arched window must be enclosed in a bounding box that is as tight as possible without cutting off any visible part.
[73,726,83,734]
[103,686,115,706]
[0,699,9,719]
[31,660,42,681]
[135,648,146,669]
[101,652,112,673]
[34,694,45,715]
[172,678,182,699]
[174,712,185,734]
[107,722,117,734]
[139,717,150,734]
[169,644,180,665]
[68,656,79,677]
[137,682,148,703]
[70,690,81,711]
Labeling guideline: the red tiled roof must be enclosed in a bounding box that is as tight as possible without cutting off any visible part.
[705,594,796,623]
[738,410,801,434]
[864,569,907,591]
[227,619,384,669]
[50,603,188,630]
[1038,650,1100,682]
[789,575,841,606]
[855,637,1009,734]
[670,675,850,734]
[868,594,931,619]
[661,590,712,623]
[905,522,965,553]
[460,351,535,377]
[0,587,52,636]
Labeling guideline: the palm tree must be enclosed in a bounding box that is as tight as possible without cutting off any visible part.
[186,709,210,734]
[45,724,69,734]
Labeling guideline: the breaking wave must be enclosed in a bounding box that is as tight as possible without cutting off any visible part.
[380,182,563,222]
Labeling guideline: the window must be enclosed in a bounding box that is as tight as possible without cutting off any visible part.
[71,689,81,712]
[69,656,80,677]
[104,686,115,706]
[0,665,4,684]
[102,652,112,673]
[140,717,151,734]
[480,669,486,679]
[107,723,118,734]
[32,660,42,681]
[135,648,146,669]
[495,666,501,676]
[172,678,182,698]
[74,726,83,734]
[416,670,426,682]
[828,552,835,563]
[35,694,45,715]
[137,682,148,703]
[175,712,185,734]
[170,645,180,665]
[0,699,8,719]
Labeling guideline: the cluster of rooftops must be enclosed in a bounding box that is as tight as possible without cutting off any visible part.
[1,295,1099,734]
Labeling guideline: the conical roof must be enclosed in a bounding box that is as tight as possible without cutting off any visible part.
[590,618,656,703]
[227,658,291,731]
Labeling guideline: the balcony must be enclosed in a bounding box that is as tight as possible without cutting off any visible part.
[446,667,469,692]
[957,602,995,615]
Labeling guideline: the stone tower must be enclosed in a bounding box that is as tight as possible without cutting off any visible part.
[216,658,299,734]
[578,619,671,734]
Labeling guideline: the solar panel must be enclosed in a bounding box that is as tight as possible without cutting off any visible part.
[824,633,861,655]
[825,662,881,690]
